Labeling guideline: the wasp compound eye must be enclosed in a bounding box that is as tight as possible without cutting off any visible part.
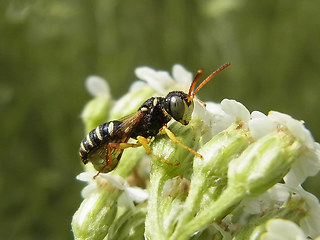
[170,95,185,122]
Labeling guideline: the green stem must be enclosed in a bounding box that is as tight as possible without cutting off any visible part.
[170,185,244,240]
[145,170,168,240]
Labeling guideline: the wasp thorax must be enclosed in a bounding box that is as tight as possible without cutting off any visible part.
[165,91,194,125]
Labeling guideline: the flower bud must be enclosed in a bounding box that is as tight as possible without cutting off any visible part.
[150,119,203,179]
[107,204,147,240]
[72,183,121,240]
[228,129,303,195]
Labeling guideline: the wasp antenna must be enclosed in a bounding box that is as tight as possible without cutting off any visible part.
[187,69,203,102]
[194,96,207,107]
[192,62,232,97]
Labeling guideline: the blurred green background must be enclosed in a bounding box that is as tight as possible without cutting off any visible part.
[1,0,319,239]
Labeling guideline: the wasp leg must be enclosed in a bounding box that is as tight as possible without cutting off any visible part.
[136,136,179,166]
[107,142,142,165]
[160,125,203,159]
[93,142,142,179]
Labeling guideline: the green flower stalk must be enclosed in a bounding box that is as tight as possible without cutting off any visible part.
[149,121,252,240]
[107,203,147,240]
[145,119,203,240]
[72,65,320,240]
[170,127,304,240]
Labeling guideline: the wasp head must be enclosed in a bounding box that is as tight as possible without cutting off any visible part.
[164,63,232,126]
[165,91,194,125]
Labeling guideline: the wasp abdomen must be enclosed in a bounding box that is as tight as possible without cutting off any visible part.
[79,120,123,163]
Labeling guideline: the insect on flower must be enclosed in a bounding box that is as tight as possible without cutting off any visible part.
[79,63,232,176]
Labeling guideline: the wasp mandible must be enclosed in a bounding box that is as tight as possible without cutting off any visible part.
[79,63,232,175]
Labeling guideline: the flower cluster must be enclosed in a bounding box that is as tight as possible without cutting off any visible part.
[72,65,320,240]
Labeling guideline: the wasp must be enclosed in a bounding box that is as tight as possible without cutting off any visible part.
[79,62,231,176]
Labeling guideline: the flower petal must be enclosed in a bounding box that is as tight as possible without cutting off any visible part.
[118,192,135,208]
[261,219,305,240]
[251,111,267,118]
[284,144,320,186]
[76,172,96,182]
[221,99,250,122]
[268,111,314,149]
[135,66,174,94]
[249,116,277,140]
[81,183,97,199]
[125,187,149,203]
[99,173,126,190]
[85,76,110,97]
[199,101,234,140]
[172,64,193,92]
[295,186,320,238]
[129,80,147,92]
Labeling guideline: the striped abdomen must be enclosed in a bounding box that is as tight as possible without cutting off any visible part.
[79,120,123,163]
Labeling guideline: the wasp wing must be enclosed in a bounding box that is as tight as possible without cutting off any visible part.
[112,110,146,140]
[93,110,146,173]
[117,111,137,122]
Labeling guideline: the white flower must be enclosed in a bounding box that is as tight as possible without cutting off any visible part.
[267,112,320,186]
[260,219,306,240]
[249,111,278,140]
[284,142,320,187]
[248,110,320,186]
[172,64,194,90]
[194,99,251,143]
[268,111,314,148]
[221,99,251,123]
[134,64,193,95]
[242,182,320,238]
[76,172,99,198]
[240,183,290,215]
[85,76,110,97]
[129,80,149,92]
[194,101,234,136]
[293,185,320,238]
[76,172,148,208]
[249,111,315,147]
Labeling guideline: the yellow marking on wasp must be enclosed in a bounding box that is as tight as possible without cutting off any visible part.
[96,126,103,140]
[86,135,93,147]
[161,108,171,119]
[153,98,158,107]
[108,122,114,136]
[141,107,148,112]
[81,142,88,152]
